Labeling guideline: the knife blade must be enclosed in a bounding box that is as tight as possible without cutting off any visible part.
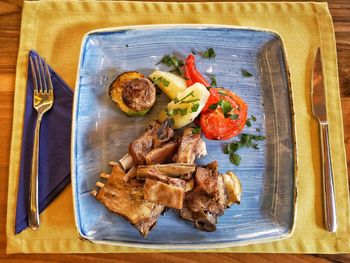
[311,48,337,232]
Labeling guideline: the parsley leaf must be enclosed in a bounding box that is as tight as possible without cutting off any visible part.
[180,108,188,116]
[241,69,253,77]
[223,133,266,166]
[210,74,217,86]
[192,126,201,134]
[256,128,261,132]
[251,135,266,141]
[230,114,239,120]
[191,103,200,113]
[251,115,257,121]
[152,76,170,87]
[229,153,241,166]
[220,100,232,117]
[209,101,220,110]
[246,118,252,127]
[157,55,184,76]
[202,48,216,59]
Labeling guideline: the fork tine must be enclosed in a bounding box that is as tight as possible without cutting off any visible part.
[38,57,48,92]
[43,59,53,93]
[29,56,38,92]
[34,56,44,92]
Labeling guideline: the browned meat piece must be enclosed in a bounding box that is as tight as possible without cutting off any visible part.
[144,178,185,209]
[205,160,218,172]
[122,78,156,112]
[129,120,174,165]
[95,164,164,237]
[145,169,186,188]
[154,118,174,148]
[179,166,226,232]
[136,163,196,180]
[175,127,201,164]
[145,140,179,165]
[143,168,185,209]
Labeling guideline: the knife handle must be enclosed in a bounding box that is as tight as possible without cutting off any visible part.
[320,122,337,232]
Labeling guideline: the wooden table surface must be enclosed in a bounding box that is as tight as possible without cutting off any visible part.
[1,0,350,262]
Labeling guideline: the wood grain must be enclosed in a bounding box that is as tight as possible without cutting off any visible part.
[1,0,350,262]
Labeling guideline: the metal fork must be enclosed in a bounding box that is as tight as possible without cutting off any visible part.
[28,55,54,230]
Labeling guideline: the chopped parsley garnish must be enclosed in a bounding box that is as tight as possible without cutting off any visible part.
[256,128,261,132]
[246,118,252,127]
[230,114,239,120]
[241,69,253,77]
[202,48,216,59]
[209,101,219,110]
[180,108,188,116]
[192,126,201,134]
[157,55,184,76]
[223,133,266,166]
[174,91,195,104]
[152,76,170,87]
[220,100,232,117]
[180,98,200,104]
[191,103,200,113]
[229,153,241,166]
[210,74,217,86]
[209,99,237,119]
[246,115,257,127]
[125,44,129,47]
[166,107,188,117]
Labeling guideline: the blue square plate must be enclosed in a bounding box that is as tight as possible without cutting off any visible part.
[72,25,297,249]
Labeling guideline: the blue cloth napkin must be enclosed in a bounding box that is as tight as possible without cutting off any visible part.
[15,50,73,234]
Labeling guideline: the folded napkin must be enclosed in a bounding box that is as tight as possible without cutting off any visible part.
[15,50,73,234]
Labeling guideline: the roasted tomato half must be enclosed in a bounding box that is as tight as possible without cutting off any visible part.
[200,88,247,140]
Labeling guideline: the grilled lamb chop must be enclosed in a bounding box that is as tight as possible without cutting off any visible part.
[136,163,196,180]
[129,120,174,165]
[143,168,186,209]
[179,165,227,232]
[94,164,164,237]
[145,140,179,165]
[175,127,201,164]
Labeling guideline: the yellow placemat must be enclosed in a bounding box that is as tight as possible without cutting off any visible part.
[7,1,350,254]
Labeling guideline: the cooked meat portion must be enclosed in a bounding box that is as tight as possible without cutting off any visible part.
[122,78,156,112]
[145,140,178,165]
[129,120,174,165]
[179,166,226,232]
[95,164,164,237]
[154,118,175,148]
[144,178,185,209]
[145,169,186,188]
[136,163,196,180]
[175,128,201,164]
[143,169,185,209]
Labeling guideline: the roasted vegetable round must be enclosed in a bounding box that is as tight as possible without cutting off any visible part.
[109,71,156,117]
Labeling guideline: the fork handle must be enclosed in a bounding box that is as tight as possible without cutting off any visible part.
[320,122,337,232]
[29,114,43,230]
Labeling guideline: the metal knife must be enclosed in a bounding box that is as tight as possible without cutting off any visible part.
[311,47,337,232]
